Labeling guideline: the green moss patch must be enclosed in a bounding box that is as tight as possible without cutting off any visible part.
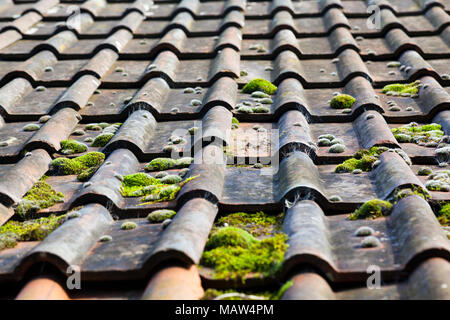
[0,214,66,250]
[119,172,198,204]
[348,199,393,220]
[382,80,421,96]
[216,211,283,237]
[50,152,105,181]
[335,147,388,173]
[147,209,176,223]
[392,122,443,146]
[392,185,430,202]
[15,177,64,218]
[242,79,277,95]
[425,170,450,192]
[60,139,87,155]
[201,211,288,281]
[330,94,356,109]
[437,204,450,226]
[91,133,114,147]
[144,157,193,171]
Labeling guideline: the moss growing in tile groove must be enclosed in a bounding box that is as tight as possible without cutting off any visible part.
[15,177,65,218]
[437,203,450,226]
[334,147,388,173]
[242,79,277,95]
[216,211,283,237]
[425,170,450,192]
[144,157,193,171]
[91,133,114,147]
[0,214,66,250]
[201,211,288,282]
[381,80,421,96]
[60,139,88,154]
[391,122,443,146]
[50,152,105,181]
[329,94,356,109]
[348,199,392,220]
[147,209,176,223]
[120,172,199,204]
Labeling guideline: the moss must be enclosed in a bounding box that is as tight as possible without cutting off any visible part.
[147,209,176,223]
[144,157,193,171]
[51,152,105,181]
[361,236,381,248]
[242,79,277,95]
[392,123,443,145]
[160,175,182,184]
[335,147,387,173]
[232,117,240,129]
[201,232,288,281]
[120,221,137,230]
[23,124,40,132]
[271,280,293,300]
[0,214,66,250]
[206,227,257,250]
[382,80,420,95]
[120,172,198,204]
[91,133,114,147]
[348,199,393,220]
[354,226,375,237]
[437,203,450,226]
[392,185,430,201]
[217,211,283,237]
[15,178,65,218]
[418,167,433,176]
[329,94,356,109]
[329,144,346,153]
[60,139,87,154]
[99,235,112,242]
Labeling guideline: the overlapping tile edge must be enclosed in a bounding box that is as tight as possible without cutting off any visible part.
[0,0,447,300]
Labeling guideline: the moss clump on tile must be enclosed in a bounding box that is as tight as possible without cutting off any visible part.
[147,209,176,223]
[15,177,65,218]
[120,221,137,230]
[0,214,66,250]
[120,172,198,204]
[60,139,87,155]
[216,211,283,237]
[144,157,193,171]
[425,170,450,192]
[201,228,288,281]
[348,199,392,220]
[382,80,421,96]
[232,117,240,129]
[437,203,450,226]
[50,152,105,181]
[329,94,356,109]
[201,211,288,281]
[391,185,430,202]
[242,79,277,95]
[334,146,388,173]
[91,133,114,147]
[391,122,443,145]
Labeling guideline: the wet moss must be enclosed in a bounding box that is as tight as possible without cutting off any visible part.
[0,214,66,250]
[329,94,356,109]
[242,79,277,95]
[335,147,387,173]
[15,177,65,218]
[50,152,105,181]
[60,139,87,154]
[348,199,392,220]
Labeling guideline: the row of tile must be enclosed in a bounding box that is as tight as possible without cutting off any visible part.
[1,193,448,293]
